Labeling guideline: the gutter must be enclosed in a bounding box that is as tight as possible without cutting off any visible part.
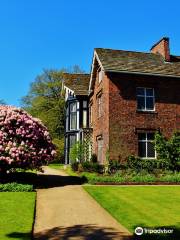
[105,69,180,79]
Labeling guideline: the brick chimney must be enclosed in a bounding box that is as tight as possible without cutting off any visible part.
[150,37,170,62]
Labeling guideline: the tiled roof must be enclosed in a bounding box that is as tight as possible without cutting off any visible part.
[95,48,180,77]
[63,73,90,95]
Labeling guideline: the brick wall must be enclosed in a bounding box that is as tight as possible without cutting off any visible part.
[90,70,180,163]
[108,72,180,162]
[90,72,109,163]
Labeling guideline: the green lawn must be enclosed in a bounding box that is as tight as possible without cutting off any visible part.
[84,186,180,235]
[48,163,65,170]
[0,192,36,240]
[49,163,78,176]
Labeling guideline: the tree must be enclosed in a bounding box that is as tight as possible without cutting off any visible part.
[0,106,56,173]
[21,66,85,162]
[21,70,65,139]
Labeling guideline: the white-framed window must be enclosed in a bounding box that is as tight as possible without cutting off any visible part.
[70,102,77,130]
[98,69,103,83]
[97,94,102,118]
[137,87,155,111]
[138,133,156,158]
[82,100,87,128]
[83,110,87,128]
[83,100,87,108]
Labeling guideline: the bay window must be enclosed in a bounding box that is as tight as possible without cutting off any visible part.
[70,102,77,130]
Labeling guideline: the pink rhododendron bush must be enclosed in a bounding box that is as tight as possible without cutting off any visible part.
[0,105,56,173]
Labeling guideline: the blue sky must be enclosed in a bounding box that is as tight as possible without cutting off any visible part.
[0,0,180,106]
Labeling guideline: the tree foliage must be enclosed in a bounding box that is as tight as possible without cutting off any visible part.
[69,141,85,163]
[21,66,85,162]
[155,131,180,171]
[21,69,65,139]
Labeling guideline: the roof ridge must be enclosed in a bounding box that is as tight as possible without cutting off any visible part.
[63,72,89,75]
[95,47,153,55]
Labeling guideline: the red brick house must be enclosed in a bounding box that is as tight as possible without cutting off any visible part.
[64,37,180,164]
[89,37,180,163]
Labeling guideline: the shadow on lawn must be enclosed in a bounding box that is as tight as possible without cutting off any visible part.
[132,225,180,240]
[0,171,87,189]
[33,224,131,240]
[6,232,31,240]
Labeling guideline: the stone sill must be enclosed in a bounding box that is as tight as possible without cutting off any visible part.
[136,110,158,115]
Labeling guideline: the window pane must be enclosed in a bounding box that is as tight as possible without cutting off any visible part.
[147,133,155,140]
[146,97,154,110]
[83,110,87,128]
[83,101,87,108]
[137,96,145,110]
[137,88,145,96]
[146,88,154,97]
[66,116,68,131]
[138,133,146,141]
[70,135,76,148]
[138,142,146,157]
[70,113,77,129]
[98,70,103,82]
[70,102,76,112]
[147,142,155,158]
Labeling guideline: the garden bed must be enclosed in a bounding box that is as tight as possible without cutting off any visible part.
[95,182,180,185]
[79,171,180,185]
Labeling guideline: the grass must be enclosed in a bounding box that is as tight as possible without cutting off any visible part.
[84,186,180,236]
[49,163,78,176]
[48,163,65,170]
[0,192,36,240]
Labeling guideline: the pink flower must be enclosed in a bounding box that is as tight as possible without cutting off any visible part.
[0,105,56,170]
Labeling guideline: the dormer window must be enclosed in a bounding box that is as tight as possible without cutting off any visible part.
[98,69,103,83]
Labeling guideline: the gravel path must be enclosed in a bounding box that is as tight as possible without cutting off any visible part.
[33,167,132,240]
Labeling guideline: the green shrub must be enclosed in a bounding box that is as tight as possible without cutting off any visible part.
[80,171,180,184]
[81,162,104,173]
[91,153,97,163]
[131,174,156,183]
[108,160,122,173]
[127,155,158,172]
[159,173,180,182]
[0,182,33,192]
[81,173,125,184]
[155,131,180,171]
[71,162,79,172]
[70,141,85,163]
